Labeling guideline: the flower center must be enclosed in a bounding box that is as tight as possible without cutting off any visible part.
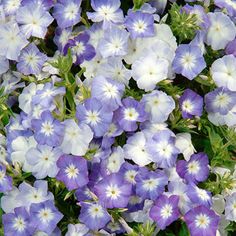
[124,108,139,121]
[13,217,26,232]
[41,121,54,136]
[195,213,210,229]
[160,204,173,219]
[187,160,200,174]
[65,164,79,179]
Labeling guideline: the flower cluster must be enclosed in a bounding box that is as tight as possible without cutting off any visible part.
[0,0,236,236]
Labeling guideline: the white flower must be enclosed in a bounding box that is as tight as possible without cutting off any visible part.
[212,194,225,215]
[10,135,37,172]
[206,12,236,50]
[60,119,93,156]
[211,55,236,91]
[175,133,196,161]
[132,53,168,91]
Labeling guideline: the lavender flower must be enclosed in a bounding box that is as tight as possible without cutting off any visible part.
[225,192,236,221]
[149,195,180,230]
[114,97,147,132]
[98,26,129,58]
[179,89,203,119]
[205,87,236,115]
[0,163,12,193]
[79,202,111,231]
[22,0,54,10]
[65,223,89,236]
[172,44,206,80]
[184,205,220,236]
[31,111,65,147]
[225,38,236,56]
[26,145,62,179]
[17,43,47,75]
[30,200,63,235]
[147,130,180,168]
[135,169,168,200]
[16,2,53,39]
[142,90,175,123]
[76,98,113,137]
[2,206,33,236]
[125,10,154,39]
[64,32,96,65]
[0,56,9,75]
[176,152,209,184]
[87,0,124,28]
[94,173,132,208]
[187,184,212,208]
[91,76,125,111]
[53,0,82,29]
[56,154,89,191]
[0,22,28,60]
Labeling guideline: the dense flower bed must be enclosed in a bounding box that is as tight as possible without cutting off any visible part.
[0,0,236,235]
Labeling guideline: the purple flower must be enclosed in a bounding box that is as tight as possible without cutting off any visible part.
[16,2,53,39]
[225,192,236,221]
[179,89,203,119]
[53,27,72,52]
[226,38,236,56]
[76,98,113,137]
[135,169,168,200]
[17,43,47,75]
[0,164,12,193]
[0,56,9,75]
[79,202,111,231]
[149,195,180,230]
[187,184,212,208]
[215,0,236,17]
[125,10,154,39]
[53,0,82,28]
[87,0,124,28]
[56,154,89,191]
[147,130,180,168]
[22,0,54,10]
[64,32,96,65]
[172,44,206,80]
[94,173,132,208]
[176,152,209,184]
[97,26,129,58]
[2,207,34,236]
[114,97,147,132]
[31,111,65,147]
[205,87,236,115]
[30,200,63,235]
[184,205,220,236]
[91,76,125,111]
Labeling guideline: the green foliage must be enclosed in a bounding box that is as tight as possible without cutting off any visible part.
[169,3,200,43]
[133,0,148,10]
[126,221,156,236]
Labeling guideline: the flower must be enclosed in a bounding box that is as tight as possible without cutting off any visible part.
[114,97,147,132]
[76,98,113,137]
[60,119,93,156]
[0,22,28,60]
[2,206,33,236]
[0,56,9,75]
[91,76,124,111]
[132,53,169,91]
[94,173,132,208]
[98,26,129,58]
[31,111,65,147]
[172,44,206,80]
[79,202,111,231]
[211,55,236,91]
[56,154,89,191]
[147,130,180,168]
[124,131,153,166]
[142,90,175,123]
[65,223,89,236]
[215,0,236,17]
[179,89,203,119]
[176,152,209,184]
[87,0,124,28]
[125,10,154,39]
[17,43,47,75]
[135,169,168,200]
[184,205,220,236]
[149,195,180,230]
[206,12,236,50]
[64,32,96,65]
[26,145,62,179]
[53,0,82,28]
[225,38,236,56]
[30,200,63,235]
[16,2,53,39]
[0,163,13,193]
[205,87,236,115]
[225,192,236,221]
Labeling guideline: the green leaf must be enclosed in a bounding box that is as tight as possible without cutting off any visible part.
[179,221,190,236]
[57,49,73,75]
[133,0,147,10]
